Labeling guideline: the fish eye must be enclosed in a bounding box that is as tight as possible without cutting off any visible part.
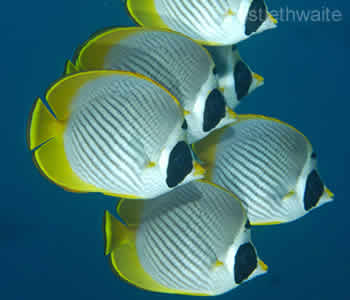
[303,170,324,211]
[245,0,267,36]
[234,243,258,284]
[181,119,188,130]
[234,61,253,101]
[311,152,317,159]
[203,89,226,132]
[166,141,193,188]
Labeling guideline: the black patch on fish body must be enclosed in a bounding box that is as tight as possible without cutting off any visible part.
[234,243,257,284]
[245,0,267,36]
[303,170,324,211]
[234,61,253,100]
[245,219,251,229]
[166,142,193,188]
[203,89,226,132]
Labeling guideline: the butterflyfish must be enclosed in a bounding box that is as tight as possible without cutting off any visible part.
[194,115,334,225]
[104,180,268,295]
[27,70,206,199]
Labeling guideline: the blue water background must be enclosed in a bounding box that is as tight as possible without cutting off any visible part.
[1,0,348,299]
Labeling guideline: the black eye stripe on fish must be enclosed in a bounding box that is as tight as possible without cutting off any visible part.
[234,61,253,101]
[304,170,324,211]
[234,243,258,284]
[166,142,193,188]
[203,89,226,132]
[245,0,267,36]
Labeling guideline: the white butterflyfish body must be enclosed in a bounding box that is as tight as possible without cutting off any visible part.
[66,27,237,143]
[27,70,206,199]
[124,0,277,45]
[104,180,268,296]
[194,115,334,225]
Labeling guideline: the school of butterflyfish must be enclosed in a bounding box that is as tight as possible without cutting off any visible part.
[27,0,334,296]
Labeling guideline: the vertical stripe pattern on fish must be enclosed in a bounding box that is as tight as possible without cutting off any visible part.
[194,116,334,224]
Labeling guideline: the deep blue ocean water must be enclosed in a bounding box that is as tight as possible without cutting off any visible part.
[2,0,348,299]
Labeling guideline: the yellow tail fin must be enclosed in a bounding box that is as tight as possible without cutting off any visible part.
[103,210,135,256]
[104,210,207,295]
[27,72,127,194]
[27,97,61,151]
[73,27,149,72]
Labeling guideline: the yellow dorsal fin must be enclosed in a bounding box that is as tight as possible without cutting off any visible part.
[45,71,112,120]
[236,114,311,145]
[73,27,146,71]
[64,60,79,75]
[29,71,151,194]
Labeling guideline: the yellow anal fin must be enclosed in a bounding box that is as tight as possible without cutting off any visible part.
[33,134,98,193]
[27,97,61,150]
[106,211,208,296]
[116,199,145,227]
[45,71,111,120]
[64,60,79,75]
